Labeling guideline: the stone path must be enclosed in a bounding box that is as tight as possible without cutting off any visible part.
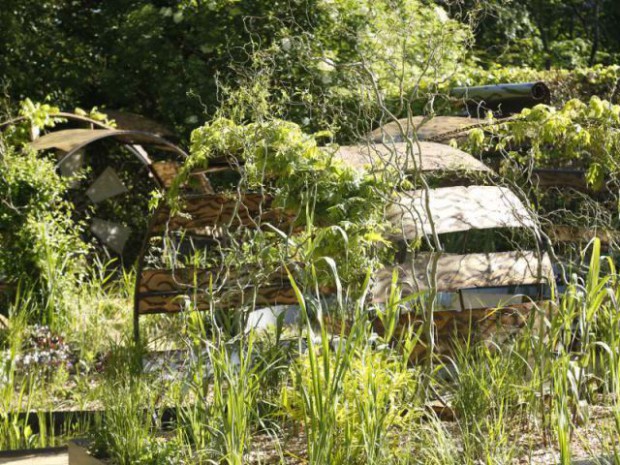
[0,451,67,465]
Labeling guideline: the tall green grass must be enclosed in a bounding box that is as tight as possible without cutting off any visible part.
[6,237,620,463]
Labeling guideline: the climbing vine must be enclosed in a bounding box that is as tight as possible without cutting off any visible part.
[170,118,399,287]
[468,96,620,190]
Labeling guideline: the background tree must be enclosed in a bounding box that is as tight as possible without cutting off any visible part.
[457,0,620,68]
[0,0,469,140]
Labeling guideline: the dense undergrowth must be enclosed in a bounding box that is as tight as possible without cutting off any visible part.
[3,92,620,465]
[2,103,620,463]
[2,241,620,464]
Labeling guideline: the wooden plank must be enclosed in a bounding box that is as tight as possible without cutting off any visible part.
[137,284,299,314]
[372,251,553,300]
[136,266,299,314]
[0,450,67,465]
[368,116,485,143]
[152,194,291,233]
[334,142,491,173]
[138,267,290,294]
[151,161,180,188]
[387,186,535,239]
[326,302,544,360]
[68,440,103,465]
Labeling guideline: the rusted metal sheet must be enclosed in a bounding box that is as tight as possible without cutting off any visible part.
[103,110,174,137]
[326,301,544,360]
[333,142,491,173]
[31,129,131,152]
[387,186,534,239]
[373,251,552,300]
[547,225,612,244]
[369,116,485,143]
[152,194,292,233]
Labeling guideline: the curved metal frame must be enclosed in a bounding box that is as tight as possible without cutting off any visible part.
[12,118,191,340]
[51,130,188,188]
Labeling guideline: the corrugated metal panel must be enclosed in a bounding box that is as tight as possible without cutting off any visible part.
[333,141,490,173]
[387,186,534,239]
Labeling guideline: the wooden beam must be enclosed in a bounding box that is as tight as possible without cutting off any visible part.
[152,193,292,233]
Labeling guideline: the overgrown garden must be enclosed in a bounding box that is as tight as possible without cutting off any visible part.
[3,1,620,463]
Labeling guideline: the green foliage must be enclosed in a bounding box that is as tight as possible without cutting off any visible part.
[2,0,620,142]
[173,117,395,286]
[0,134,88,323]
[469,96,620,190]
[242,0,469,136]
[92,344,183,465]
[280,300,420,465]
[459,0,620,69]
[0,0,471,140]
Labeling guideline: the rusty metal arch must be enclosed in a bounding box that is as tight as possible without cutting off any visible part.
[30,128,196,267]
[30,129,189,190]
[3,113,183,190]
[3,111,556,351]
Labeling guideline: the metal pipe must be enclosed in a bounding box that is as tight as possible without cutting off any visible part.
[450,82,551,116]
